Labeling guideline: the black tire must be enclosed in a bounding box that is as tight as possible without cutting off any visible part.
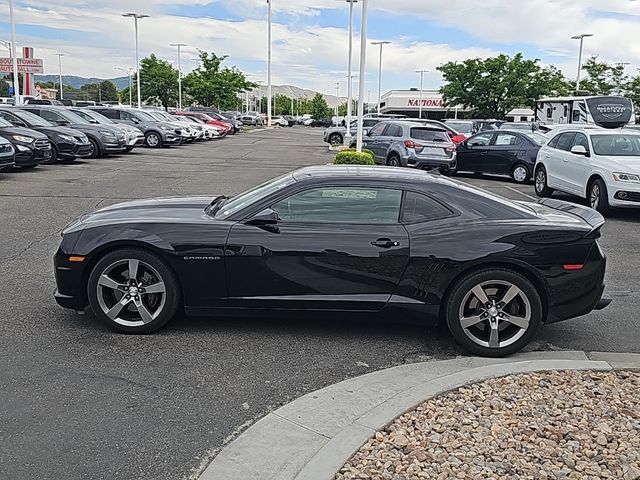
[145,131,163,148]
[46,144,59,164]
[88,138,101,159]
[588,177,610,215]
[328,133,343,146]
[510,164,529,184]
[87,248,181,334]
[534,165,553,197]
[444,268,543,357]
[386,154,401,167]
[19,164,38,169]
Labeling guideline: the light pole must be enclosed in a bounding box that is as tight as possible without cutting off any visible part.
[355,0,369,152]
[267,0,272,127]
[114,67,134,106]
[571,33,593,92]
[56,53,64,100]
[371,40,390,114]
[169,43,186,110]
[122,13,149,108]
[8,0,20,104]
[345,0,358,143]
[334,82,340,118]
[416,69,429,119]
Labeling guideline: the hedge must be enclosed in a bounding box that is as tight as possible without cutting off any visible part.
[334,149,375,165]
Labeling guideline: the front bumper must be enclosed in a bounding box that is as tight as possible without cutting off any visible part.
[54,249,88,310]
[0,154,15,171]
[14,144,52,166]
[103,138,128,152]
[58,141,93,159]
[609,181,640,207]
[162,133,181,145]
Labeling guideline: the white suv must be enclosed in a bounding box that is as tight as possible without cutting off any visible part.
[534,127,640,214]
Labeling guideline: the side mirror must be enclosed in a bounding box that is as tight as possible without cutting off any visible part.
[570,145,588,156]
[247,208,279,226]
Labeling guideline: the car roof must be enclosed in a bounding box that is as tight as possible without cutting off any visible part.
[292,165,450,184]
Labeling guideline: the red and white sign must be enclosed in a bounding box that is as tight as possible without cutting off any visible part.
[0,57,44,74]
[407,98,444,108]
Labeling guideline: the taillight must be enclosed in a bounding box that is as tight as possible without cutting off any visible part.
[446,145,456,153]
[563,264,584,271]
[451,135,466,144]
[404,139,424,153]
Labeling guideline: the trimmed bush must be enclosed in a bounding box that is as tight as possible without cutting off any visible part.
[334,149,375,165]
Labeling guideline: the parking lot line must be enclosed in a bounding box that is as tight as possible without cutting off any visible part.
[504,185,537,201]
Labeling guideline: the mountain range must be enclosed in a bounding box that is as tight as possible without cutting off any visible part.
[34,75,345,106]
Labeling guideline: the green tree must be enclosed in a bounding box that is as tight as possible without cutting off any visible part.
[437,53,571,118]
[308,93,331,119]
[183,50,255,110]
[577,57,629,95]
[140,54,178,110]
[80,80,119,102]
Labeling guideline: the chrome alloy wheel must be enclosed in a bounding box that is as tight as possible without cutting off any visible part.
[512,165,528,183]
[535,169,546,193]
[96,259,166,327]
[458,280,531,349]
[590,183,601,210]
[146,133,160,147]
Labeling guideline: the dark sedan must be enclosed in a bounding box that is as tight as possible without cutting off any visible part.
[456,130,548,183]
[0,116,51,168]
[54,166,609,357]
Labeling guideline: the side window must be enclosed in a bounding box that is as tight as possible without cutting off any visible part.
[467,132,494,147]
[401,192,453,223]
[363,119,379,128]
[100,109,119,120]
[368,123,387,137]
[572,110,581,122]
[38,110,62,123]
[384,124,403,137]
[556,133,577,152]
[120,111,135,121]
[272,187,402,224]
[546,107,553,119]
[573,133,590,152]
[494,133,522,146]
[547,134,561,149]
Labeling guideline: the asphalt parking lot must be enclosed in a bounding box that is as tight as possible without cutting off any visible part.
[1,127,639,480]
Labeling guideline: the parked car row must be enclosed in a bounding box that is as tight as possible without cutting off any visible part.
[0,105,234,172]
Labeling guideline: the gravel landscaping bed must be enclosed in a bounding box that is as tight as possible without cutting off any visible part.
[336,370,640,480]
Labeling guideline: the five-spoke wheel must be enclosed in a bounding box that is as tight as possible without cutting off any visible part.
[445,269,542,357]
[88,248,179,333]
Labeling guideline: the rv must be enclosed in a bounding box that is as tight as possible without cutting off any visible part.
[535,95,634,129]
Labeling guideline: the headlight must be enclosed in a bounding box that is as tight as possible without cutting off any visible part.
[15,144,31,152]
[12,135,35,143]
[612,172,640,183]
[58,134,76,142]
[78,135,89,143]
[98,130,116,137]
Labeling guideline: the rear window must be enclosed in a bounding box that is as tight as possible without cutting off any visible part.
[524,132,549,146]
[401,192,453,223]
[410,128,449,142]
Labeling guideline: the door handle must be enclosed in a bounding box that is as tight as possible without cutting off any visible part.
[371,238,400,248]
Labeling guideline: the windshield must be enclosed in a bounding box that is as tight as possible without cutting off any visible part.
[12,109,53,127]
[0,117,13,127]
[133,110,157,122]
[592,134,640,156]
[146,111,167,122]
[215,173,297,218]
[72,110,100,124]
[58,110,90,125]
[446,121,473,133]
[82,109,115,124]
[524,132,548,146]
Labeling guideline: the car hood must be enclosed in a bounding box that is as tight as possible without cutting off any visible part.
[32,125,84,137]
[64,196,216,233]
[68,123,118,134]
[0,126,48,140]
[596,155,640,173]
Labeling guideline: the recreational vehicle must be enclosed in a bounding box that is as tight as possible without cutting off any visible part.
[535,95,634,128]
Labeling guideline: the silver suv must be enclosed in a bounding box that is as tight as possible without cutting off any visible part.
[362,121,457,172]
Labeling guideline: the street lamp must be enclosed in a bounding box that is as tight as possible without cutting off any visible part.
[56,53,65,100]
[335,82,340,118]
[267,0,272,127]
[169,43,187,110]
[571,33,593,92]
[416,69,429,119]
[355,0,369,152]
[8,0,20,104]
[344,0,358,143]
[371,40,390,114]
[122,12,149,108]
[114,67,134,106]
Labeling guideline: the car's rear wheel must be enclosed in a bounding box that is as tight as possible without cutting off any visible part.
[511,164,529,184]
[387,154,401,167]
[589,177,610,215]
[88,248,180,334]
[145,132,162,148]
[534,166,553,197]
[329,133,343,145]
[445,269,542,357]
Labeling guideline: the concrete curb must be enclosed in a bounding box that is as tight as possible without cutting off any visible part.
[198,351,639,480]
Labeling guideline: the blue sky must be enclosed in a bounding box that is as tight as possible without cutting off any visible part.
[1,0,639,95]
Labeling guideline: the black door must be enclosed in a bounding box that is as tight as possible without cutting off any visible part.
[224,185,410,311]
[456,132,495,172]
[484,132,524,173]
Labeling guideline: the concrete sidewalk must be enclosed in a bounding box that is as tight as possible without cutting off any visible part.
[198,351,640,480]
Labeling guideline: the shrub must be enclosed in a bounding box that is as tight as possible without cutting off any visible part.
[334,149,375,165]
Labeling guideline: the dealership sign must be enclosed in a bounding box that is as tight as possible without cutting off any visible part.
[407,98,444,108]
[0,57,44,74]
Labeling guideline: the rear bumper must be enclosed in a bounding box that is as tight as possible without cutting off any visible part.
[407,154,457,170]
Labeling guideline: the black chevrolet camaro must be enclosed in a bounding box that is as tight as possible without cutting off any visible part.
[54,166,610,356]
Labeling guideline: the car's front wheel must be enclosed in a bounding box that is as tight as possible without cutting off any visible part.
[328,133,343,145]
[445,269,543,357]
[534,166,553,197]
[145,132,163,148]
[87,248,180,334]
[511,164,529,184]
[589,177,610,215]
